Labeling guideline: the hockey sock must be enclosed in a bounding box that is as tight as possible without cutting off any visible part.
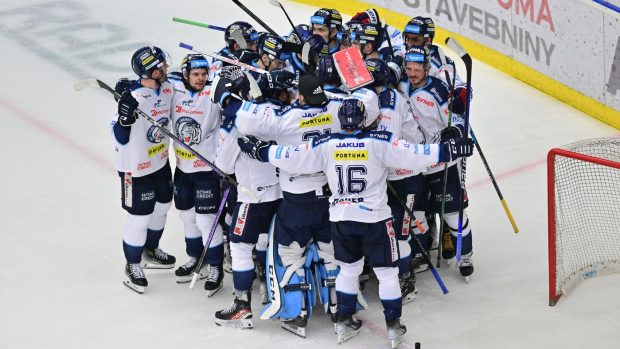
[444,212,473,254]
[397,240,412,277]
[179,209,201,256]
[231,242,256,291]
[185,237,203,257]
[145,228,164,250]
[123,213,151,263]
[256,233,268,269]
[374,266,402,321]
[145,201,172,249]
[336,259,363,316]
[207,244,224,266]
[197,213,224,265]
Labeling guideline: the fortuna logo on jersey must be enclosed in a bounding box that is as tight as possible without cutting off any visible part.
[386,220,398,262]
[334,150,368,160]
[299,114,332,128]
[175,117,202,146]
[233,203,250,236]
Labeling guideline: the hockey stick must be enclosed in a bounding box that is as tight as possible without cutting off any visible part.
[469,126,519,234]
[445,37,472,264]
[73,79,259,202]
[387,182,449,294]
[231,0,278,36]
[189,186,231,289]
[436,46,456,268]
[267,0,301,40]
[172,17,226,31]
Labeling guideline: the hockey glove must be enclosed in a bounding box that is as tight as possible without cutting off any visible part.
[265,69,296,91]
[439,125,463,144]
[237,135,272,162]
[449,86,468,114]
[114,78,132,102]
[439,137,474,162]
[117,90,139,126]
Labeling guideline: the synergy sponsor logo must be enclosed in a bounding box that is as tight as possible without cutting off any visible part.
[416,95,434,107]
[334,150,368,160]
[175,147,195,160]
[148,143,166,158]
[300,113,332,128]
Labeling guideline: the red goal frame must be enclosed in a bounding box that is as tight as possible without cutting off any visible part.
[547,147,620,306]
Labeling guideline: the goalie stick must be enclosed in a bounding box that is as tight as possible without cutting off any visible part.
[387,183,449,294]
[445,37,472,264]
[72,78,259,202]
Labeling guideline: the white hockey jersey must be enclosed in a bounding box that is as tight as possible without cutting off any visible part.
[111,80,173,177]
[215,101,282,203]
[168,76,221,173]
[234,89,380,195]
[405,76,464,175]
[375,88,426,181]
[266,130,442,223]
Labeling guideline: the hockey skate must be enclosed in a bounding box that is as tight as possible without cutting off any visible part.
[399,274,417,304]
[215,293,253,329]
[335,315,362,344]
[174,257,208,284]
[459,252,474,282]
[411,253,430,273]
[141,247,176,269]
[257,264,268,304]
[386,318,407,349]
[123,263,148,294]
[204,264,224,297]
[281,309,308,338]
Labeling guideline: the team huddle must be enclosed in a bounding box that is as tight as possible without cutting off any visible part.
[110,7,475,348]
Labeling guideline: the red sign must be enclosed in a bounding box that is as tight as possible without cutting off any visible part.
[332,47,374,91]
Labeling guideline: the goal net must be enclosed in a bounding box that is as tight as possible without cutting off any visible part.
[547,137,620,306]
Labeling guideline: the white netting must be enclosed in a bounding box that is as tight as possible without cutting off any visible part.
[552,137,620,297]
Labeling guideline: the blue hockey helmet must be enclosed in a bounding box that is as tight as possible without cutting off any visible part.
[258,34,286,61]
[181,54,209,77]
[131,46,167,79]
[352,23,384,51]
[404,45,429,65]
[288,24,312,44]
[365,58,389,87]
[338,98,367,130]
[225,21,259,49]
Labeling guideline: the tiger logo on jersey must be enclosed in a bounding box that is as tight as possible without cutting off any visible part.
[175,117,202,146]
[146,118,170,143]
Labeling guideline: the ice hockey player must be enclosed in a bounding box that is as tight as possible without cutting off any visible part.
[237,98,474,348]
[227,74,379,338]
[209,66,287,329]
[350,8,404,57]
[164,54,227,295]
[209,21,260,81]
[403,45,475,279]
[310,8,343,54]
[366,58,425,304]
[112,46,176,293]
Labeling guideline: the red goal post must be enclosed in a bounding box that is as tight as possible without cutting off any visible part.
[547,137,620,306]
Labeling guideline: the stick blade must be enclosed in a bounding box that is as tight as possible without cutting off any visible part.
[73,79,100,91]
[268,0,280,6]
[445,37,467,59]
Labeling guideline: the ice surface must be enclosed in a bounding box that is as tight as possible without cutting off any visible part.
[1,1,619,348]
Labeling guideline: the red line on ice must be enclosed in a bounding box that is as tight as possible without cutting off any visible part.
[0,97,112,172]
